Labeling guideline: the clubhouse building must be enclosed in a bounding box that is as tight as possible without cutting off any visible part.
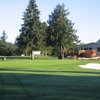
[79,39,100,57]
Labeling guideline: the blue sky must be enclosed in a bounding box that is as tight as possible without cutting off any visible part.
[0,0,100,43]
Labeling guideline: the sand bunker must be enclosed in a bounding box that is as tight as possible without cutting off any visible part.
[79,63,100,70]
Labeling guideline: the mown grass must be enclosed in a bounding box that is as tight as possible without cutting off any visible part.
[0,56,100,100]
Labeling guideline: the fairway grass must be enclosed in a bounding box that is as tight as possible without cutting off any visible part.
[0,59,100,100]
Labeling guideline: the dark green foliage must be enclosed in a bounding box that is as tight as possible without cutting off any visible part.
[16,2,80,57]
[47,4,79,59]
[0,56,30,60]
[39,22,47,50]
[0,31,17,56]
[16,0,43,55]
[0,41,17,56]
[0,30,7,42]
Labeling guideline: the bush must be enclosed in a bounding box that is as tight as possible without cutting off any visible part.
[79,52,91,58]
[0,56,30,60]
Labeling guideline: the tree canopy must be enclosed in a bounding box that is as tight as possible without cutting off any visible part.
[0,30,8,42]
[0,31,17,56]
[16,0,43,56]
[47,4,79,59]
[15,2,79,58]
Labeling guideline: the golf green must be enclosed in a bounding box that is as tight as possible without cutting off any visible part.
[0,58,100,100]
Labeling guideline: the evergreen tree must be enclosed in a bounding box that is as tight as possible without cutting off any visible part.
[0,31,17,56]
[0,30,7,42]
[16,0,42,56]
[39,22,48,55]
[47,4,79,59]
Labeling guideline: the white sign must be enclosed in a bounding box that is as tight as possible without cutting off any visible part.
[32,51,41,55]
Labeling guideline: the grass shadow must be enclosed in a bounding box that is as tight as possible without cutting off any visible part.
[1,68,100,75]
[0,71,100,100]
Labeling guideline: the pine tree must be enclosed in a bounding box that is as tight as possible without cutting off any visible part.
[47,4,79,59]
[39,22,48,55]
[16,0,42,56]
[0,30,7,42]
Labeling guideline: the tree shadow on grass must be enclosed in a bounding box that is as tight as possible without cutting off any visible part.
[0,71,100,100]
[0,68,100,75]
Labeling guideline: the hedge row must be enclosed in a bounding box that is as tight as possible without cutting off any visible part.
[0,56,31,60]
[0,56,58,60]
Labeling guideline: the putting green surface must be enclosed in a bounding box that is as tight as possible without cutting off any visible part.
[0,59,100,100]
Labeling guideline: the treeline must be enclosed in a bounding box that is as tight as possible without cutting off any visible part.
[0,0,80,59]
[0,31,18,56]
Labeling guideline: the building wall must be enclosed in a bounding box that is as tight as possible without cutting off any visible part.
[83,43,98,50]
[81,42,100,57]
[79,50,96,57]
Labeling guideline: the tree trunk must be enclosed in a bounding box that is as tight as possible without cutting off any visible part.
[58,44,63,59]
[45,50,48,56]
[58,44,65,59]
[31,50,34,60]
[62,49,64,59]
[25,48,28,56]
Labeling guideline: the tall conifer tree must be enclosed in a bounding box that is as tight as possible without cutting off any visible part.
[47,4,79,59]
[16,0,42,55]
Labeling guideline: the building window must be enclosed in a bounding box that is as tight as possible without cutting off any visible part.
[84,48,88,50]
[97,47,100,52]
[89,48,92,50]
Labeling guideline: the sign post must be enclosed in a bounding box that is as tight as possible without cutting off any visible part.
[32,51,41,60]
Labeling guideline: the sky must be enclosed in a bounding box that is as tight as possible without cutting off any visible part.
[0,0,100,44]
